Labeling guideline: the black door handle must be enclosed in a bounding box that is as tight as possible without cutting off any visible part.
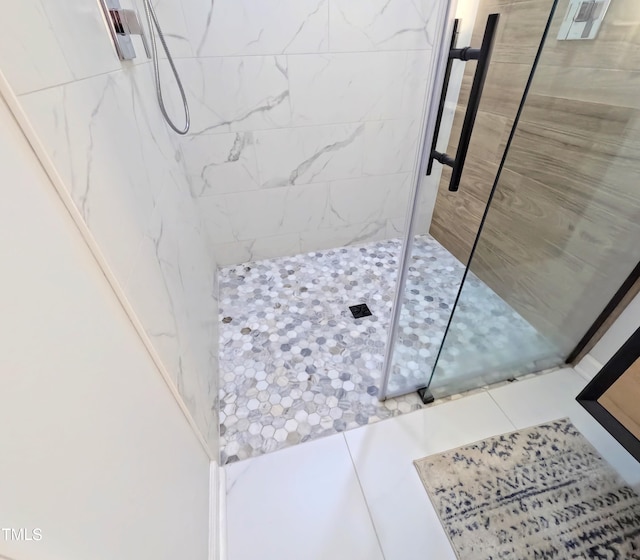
[427,13,500,192]
[426,18,461,177]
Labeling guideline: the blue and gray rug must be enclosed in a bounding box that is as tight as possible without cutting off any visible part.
[415,418,640,559]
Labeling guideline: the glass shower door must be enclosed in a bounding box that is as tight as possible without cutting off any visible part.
[381,0,558,399]
[428,0,640,397]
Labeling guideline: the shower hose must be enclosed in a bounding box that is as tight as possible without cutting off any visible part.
[142,0,190,135]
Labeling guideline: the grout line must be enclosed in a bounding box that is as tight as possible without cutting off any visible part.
[189,115,423,138]
[17,47,435,97]
[195,170,414,199]
[16,61,150,97]
[343,433,388,560]
[174,48,433,59]
[487,390,518,431]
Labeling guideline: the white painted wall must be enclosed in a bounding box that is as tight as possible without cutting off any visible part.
[0,96,211,560]
[0,0,219,452]
[590,293,640,365]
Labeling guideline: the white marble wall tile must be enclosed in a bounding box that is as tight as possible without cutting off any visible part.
[155,181,216,350]
[199,183,329,244]
[363,119,420,176]
[18,61,220,454]
[320,173,412,229]
[195,0,329,56]
[254,123,364,188]
[159,214,217,450]
[214,232,303,266]
[135,0,195,59]
[213,242,253,267]
[125,178,219,450]
[0,1,74,95]
[132,164,220,452]
[177,0,441,264]
[299,220,389,253]
[247,231,303,262]
[181,132,260,196]
[0,0,120,95]
[386,214,408,238]
[42,2,122,77]
[402,50,432,109]
[179,56,292,134]
[195,195,235,244]
[329,0,439,52]
[19,68,173,282]
[124,226,187,399]
[288,183,332,234]
[288,51,431,126]
[415,172,442,234]
[211,217,413,265]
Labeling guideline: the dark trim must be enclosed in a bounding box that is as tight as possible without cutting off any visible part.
[417,387,435,405]
[431,13,501,192]
[426,18,460,177]
[576,325,640,463]
[567,260,640,363]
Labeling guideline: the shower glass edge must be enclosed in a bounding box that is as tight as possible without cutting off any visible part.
[379,0,458,400]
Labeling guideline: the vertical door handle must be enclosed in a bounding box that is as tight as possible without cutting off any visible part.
[426,18,461,176]
[427,13,500,192]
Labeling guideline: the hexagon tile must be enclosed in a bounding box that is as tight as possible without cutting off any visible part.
[217,235,554,464]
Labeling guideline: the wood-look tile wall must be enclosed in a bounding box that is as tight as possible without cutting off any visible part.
[430,0,640,353]
[599,357,640,440]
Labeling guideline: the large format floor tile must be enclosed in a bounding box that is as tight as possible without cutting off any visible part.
[225,433,384,560]
[344,392,515,560]
[225,369,640,560]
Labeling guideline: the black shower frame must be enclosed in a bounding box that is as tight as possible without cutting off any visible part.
[576,325,640,463]
[567,261,640,363]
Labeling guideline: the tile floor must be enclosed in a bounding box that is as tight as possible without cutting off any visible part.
[218,235,558,464]
[224,368,640,560]
[220,235,551,464]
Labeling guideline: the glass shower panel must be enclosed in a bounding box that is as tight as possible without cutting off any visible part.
[382,0,556,398]
[429,0,640,397]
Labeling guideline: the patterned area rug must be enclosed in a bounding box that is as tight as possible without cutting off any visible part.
[415,418,640,559]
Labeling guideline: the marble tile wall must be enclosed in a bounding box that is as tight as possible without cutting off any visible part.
[0,0,448,451]
[177,0,447,265]
[0,0,220,453]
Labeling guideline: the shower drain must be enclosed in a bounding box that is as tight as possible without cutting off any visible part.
[349,303,372,319]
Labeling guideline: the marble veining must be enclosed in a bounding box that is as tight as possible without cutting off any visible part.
[174,0,440,266]
[218,235,555,464]
[182,132,261,197]
[255,123,365,188]
[1,0,447,457]
[196,0,329,57]
[17,63,221,453]
[330,0,439,52]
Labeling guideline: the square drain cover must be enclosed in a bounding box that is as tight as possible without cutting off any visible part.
[349,303,372,319]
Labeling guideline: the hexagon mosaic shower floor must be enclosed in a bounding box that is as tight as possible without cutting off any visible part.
[218,234,554,464]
